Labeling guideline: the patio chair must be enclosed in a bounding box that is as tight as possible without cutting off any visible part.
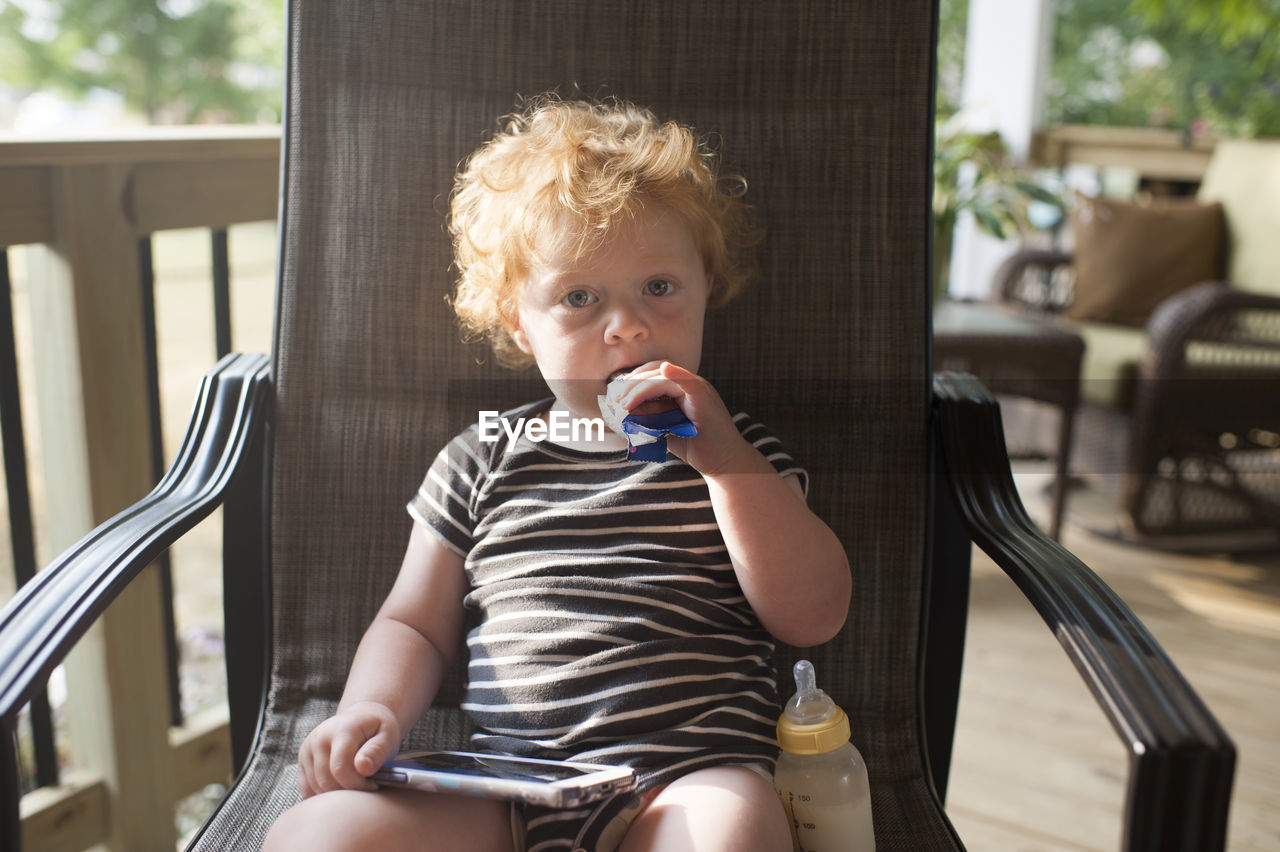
[0,1,1235,850]
[992,141,1280,543]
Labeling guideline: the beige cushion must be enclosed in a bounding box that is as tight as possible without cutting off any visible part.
[1067,192,1225,327]
[1197,140,1280,297]
[1070,319,1147,409]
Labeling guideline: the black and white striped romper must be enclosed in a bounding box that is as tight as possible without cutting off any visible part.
[408,399,808,851]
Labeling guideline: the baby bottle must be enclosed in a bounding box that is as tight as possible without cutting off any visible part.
[774,660,875,852]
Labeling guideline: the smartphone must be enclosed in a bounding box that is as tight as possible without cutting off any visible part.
[372,750,637,808]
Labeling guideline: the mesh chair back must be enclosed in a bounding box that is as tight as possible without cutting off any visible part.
[196,2,948,847]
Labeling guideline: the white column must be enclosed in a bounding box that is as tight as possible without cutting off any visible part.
[947,0,1055,299]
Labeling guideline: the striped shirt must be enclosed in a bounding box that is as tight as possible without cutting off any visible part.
[408,398,807,847]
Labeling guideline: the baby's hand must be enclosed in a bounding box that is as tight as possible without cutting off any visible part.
[296,701,401,798]
[609,361,753,475]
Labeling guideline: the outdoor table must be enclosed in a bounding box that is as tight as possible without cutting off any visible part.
[933,299,1084,540]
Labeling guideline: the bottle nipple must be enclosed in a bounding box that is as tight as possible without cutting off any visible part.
[784,660,838,725]
[777,660,851,754]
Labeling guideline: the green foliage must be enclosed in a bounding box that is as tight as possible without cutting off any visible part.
[1047,0,1280,137]
[935,0,970,117]
[0,0,283,125]
[1134,0,1280,64]
[932,120,1064,300]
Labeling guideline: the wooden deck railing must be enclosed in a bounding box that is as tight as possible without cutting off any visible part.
[0,126,280,852]
[1030,124,1218,181]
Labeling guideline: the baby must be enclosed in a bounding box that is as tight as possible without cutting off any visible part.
[262,96,851,852]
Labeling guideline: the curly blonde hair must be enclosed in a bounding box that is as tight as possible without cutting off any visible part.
[449,96,756,368]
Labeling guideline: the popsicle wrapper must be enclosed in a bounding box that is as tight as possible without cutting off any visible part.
[597,395,698,462]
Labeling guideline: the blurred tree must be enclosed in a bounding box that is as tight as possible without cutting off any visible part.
[936,0,970,118]
[1136,0,1280,66]
[0,0,283,125]
[1047,0,1280,137]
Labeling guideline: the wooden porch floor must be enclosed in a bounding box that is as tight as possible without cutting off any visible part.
[944,465,1280,851]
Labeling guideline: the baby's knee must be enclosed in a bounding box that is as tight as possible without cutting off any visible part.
[262,788,515,852]
[262,790,399,852]
[623,766,791,851]
[699,767,790,840]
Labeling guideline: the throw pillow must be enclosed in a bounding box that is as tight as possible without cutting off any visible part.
[1067,192,1225,327]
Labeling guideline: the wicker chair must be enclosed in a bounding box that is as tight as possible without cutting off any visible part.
[994,151,1280,544]
[0,1,1235,849]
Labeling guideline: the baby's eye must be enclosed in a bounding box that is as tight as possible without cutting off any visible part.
[644,279,674,297]
[562,290,597,308]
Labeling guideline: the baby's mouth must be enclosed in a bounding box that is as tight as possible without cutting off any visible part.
[607,365,643,384]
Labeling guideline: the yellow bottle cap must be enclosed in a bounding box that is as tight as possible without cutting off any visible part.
[777,704,851,755]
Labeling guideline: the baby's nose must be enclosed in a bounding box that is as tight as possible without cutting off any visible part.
[604,302,649,343]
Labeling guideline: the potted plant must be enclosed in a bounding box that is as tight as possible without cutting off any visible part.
[932,118,1064,303]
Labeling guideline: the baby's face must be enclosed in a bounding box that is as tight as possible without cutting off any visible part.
[510,204,711,422]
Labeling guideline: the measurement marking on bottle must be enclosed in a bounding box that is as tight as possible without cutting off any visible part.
[783,791,802,845]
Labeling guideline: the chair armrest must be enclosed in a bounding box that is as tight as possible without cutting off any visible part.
[0,352,272,721]
[932,372,1235,852]
[1124,284,1280,530]
[990,248,1075,311]
[1144,281,1280,378]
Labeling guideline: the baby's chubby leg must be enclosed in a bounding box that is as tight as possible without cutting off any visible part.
[619,765,792,852]
[260,787,516,852]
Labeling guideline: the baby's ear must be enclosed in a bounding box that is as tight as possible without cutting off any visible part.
[497,300,534,355]
[510,326,533,355]
[503,314,534,356]
[705,272,719,307]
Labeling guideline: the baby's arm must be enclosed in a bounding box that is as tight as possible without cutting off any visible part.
[702,454,851,647]
[296,522,468,797]
[614,361,851,647]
